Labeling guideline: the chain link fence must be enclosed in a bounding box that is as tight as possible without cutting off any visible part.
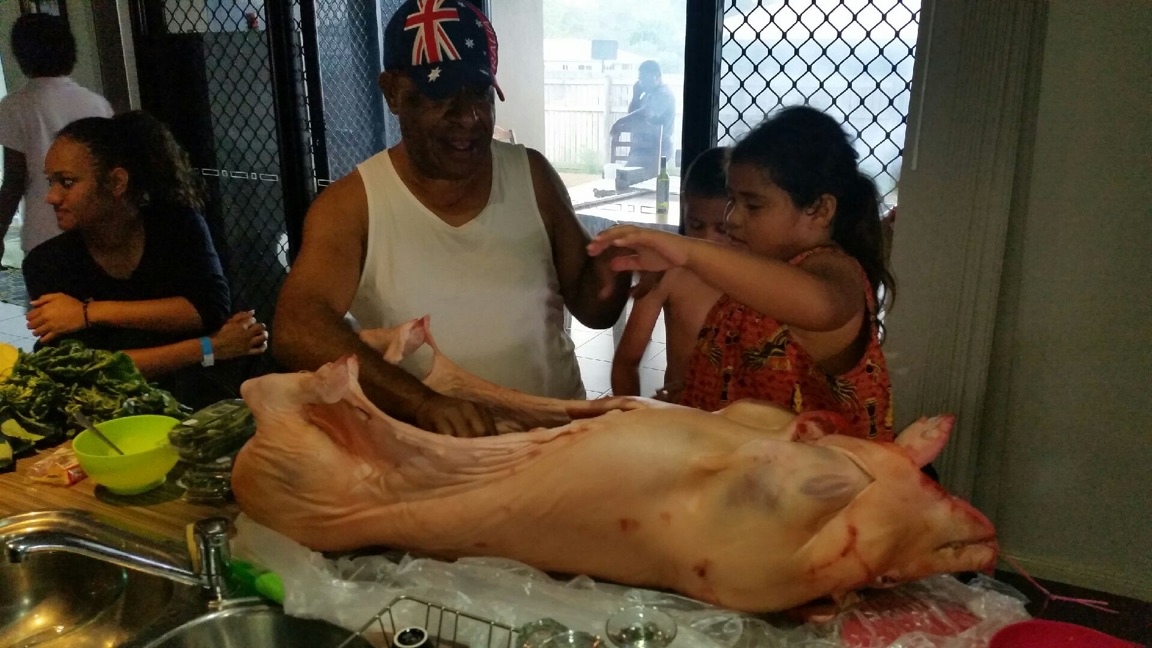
[313,1,403,183]
[143,1,286,330]
[135,0,410,321]
[718,0,921,205]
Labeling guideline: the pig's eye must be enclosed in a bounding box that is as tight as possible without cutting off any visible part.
[876,575,900,587]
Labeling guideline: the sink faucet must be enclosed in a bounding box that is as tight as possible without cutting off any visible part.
[1,509,232,600]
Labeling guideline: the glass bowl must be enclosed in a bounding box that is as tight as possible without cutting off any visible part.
[604,605,677,648]
[540,630,602,648]
[517,618,570,648]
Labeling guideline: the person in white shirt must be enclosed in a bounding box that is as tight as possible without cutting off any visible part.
[0,13,114,264]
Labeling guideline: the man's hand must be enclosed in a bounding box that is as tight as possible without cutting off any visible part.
[413,393,499,437]
[26,293,86,343]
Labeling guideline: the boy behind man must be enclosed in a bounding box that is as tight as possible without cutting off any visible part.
[611,147,730,401]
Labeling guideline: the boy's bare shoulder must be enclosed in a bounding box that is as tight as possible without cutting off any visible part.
[664,267,723,304]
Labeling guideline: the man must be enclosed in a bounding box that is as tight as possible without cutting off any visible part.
[0,14,114,266]
[273,0,632,437]
[610,60,676,181]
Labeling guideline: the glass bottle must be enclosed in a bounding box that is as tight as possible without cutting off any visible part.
[655,156,669,224]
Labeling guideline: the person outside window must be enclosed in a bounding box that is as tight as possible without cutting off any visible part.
[609,60,676,182]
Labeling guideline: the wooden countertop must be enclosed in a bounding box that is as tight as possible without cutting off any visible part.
[0,442,238,541]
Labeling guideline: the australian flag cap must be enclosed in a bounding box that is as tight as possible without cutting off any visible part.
[383,0,505,102]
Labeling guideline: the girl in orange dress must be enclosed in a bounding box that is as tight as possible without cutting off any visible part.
[589,106,895,440]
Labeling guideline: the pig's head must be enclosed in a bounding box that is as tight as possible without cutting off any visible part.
[805,414,998,592]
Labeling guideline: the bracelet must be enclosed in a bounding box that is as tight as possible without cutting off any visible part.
[82,299,92,329]
[199,336,215,367]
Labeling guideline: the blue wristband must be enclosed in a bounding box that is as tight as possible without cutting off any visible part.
[199,336,215,367]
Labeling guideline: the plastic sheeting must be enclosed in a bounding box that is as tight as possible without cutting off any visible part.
[232,514,1031,648]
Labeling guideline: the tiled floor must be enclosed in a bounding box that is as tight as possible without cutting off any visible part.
[0,300,34,352]
[572,303,667,399]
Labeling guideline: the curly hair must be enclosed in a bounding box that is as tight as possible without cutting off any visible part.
[729,105,896,321]
[57,111,204,211]
[11,13,76,77]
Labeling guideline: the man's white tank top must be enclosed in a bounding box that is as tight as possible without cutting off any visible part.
[348,141,584,399]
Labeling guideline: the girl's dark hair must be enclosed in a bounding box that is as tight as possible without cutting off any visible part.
[729,105,896,321]
[58,111,204,211]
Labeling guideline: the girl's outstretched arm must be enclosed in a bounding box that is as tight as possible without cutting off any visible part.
[589,226,863,332]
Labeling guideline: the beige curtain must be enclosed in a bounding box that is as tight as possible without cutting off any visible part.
[885,0,1049,500]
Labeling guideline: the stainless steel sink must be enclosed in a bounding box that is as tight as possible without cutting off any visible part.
[0,511,370,648]
[0,551,184,648]
[138,603,373,648]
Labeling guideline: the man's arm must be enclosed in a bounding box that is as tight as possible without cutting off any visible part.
[627,81,644,112]
[0,148,28,262]
[527,148,631,329]
[271,170,496,436]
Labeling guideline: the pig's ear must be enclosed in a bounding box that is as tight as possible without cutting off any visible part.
[790,411,851,443]
[894,415,955,467]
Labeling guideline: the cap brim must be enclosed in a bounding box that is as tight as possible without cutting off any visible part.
[406,64,504,102]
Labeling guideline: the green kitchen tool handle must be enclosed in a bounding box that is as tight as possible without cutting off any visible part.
[229,558,285,604]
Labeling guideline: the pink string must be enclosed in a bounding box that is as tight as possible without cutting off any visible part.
[1001,555,1118,615]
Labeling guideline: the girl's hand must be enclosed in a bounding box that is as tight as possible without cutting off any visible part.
[587,225,691,272]
[25,293,86,343]
[210,310,269,361]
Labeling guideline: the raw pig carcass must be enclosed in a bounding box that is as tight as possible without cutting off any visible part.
[232,319,997,612]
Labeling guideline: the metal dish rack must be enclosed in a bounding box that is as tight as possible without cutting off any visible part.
[337,595,518,648]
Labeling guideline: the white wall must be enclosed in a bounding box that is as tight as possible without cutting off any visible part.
[891,0,1152,600]
[66,2,104,94]
[0,3,21,89]
[488,0,546,151]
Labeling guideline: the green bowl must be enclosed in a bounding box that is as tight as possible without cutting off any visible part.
[73,415,181,495]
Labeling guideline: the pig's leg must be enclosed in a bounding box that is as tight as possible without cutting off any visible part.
[303,356,600,495]
[360,316,662,431]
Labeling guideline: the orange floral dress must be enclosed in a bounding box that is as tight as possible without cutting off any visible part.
[678,246,893,441]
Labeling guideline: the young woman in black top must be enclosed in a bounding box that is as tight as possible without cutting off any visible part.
[23,111,267,403]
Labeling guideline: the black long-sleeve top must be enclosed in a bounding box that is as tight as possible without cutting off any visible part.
[23,204,231,352]
[22,205,235,408]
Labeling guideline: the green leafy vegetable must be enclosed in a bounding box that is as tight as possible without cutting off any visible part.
[0,436,13,472]
[0,339,189,444]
